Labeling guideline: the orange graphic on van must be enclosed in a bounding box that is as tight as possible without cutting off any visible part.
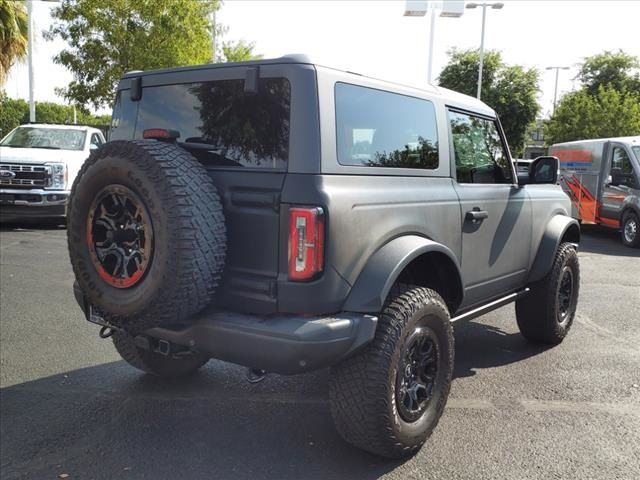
[552,149,593,163]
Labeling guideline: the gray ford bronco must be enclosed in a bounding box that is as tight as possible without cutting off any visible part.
[68,55,581,459]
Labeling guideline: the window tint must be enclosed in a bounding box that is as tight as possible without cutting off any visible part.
[109,90,138,141]
[133,78,290,169]
[335,83,438,169]
[448,110,513,184]
[611,147,633,174]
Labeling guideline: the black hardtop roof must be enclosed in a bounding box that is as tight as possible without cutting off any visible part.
[121,54,312,79]
[119,54,495,116]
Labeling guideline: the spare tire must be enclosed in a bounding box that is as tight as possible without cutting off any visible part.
[67,140,226,333]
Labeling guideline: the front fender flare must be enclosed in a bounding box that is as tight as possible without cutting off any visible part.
[342,235,463,313]
[528,215,580,283]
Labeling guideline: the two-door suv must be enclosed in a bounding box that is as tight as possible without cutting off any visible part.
[68,55,580,458]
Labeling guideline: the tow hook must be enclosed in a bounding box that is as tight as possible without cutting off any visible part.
[157,339,171,356]
[99,326,115,338]
[246,368,267,384]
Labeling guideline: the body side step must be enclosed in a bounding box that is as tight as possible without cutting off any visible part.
[451,288,530,323]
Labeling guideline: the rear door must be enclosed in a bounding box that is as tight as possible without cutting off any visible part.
[448,109,532,308]
[110,66,297,314]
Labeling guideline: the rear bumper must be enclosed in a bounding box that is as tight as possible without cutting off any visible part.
[73,282,378,375]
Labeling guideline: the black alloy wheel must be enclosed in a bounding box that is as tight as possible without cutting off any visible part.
[396,327,440,423]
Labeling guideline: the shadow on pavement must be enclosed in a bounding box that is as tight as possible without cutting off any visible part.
[0,320,554,480]
[0,220,66,231]
[454,321,552,378]
[579,224,639,257]
[0,360,402,480]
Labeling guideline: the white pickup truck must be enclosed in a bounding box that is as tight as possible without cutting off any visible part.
[0,124,106,223]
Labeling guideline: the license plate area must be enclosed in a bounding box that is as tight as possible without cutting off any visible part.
[88,304,110,327]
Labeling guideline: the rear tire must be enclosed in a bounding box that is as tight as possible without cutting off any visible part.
[516,242,580,344]
[113,331,209,378]
[67,140,226,333]
[329,286,454,458]
[621,211,640,248]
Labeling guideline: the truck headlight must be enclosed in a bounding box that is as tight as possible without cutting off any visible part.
[45,163,67,190]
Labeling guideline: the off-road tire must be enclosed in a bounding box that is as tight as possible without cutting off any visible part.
[329,286,454,459]
[112,331,209,378]
[67,140,226,333]
[621,211,640,248]
[516,242,580,344]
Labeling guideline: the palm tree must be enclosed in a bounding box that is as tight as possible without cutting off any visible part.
[0,0,28,86]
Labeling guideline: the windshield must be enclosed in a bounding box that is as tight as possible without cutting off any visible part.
[632,146,640,162]
[0,126,86,151]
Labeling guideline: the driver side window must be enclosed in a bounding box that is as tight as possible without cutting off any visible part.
[611,147,632,174]
[91,133,103,149]
[448,110,513,184]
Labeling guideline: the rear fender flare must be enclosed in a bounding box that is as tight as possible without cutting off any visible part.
[342,235,463,313]
[528,215,580,283]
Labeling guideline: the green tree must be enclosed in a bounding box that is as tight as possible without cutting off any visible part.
[0,92,112,138]
[544,86,640,144]
[47,0,220,109]
[577,50,640,96]
[438,49,540,153]
[0,0,28,85]
[0,91,27,137]
[221,39,262,63]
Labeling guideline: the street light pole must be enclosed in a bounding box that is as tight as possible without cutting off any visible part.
[426,6,436,83]
[211,9,216,63]
[466,2,503,100]
[404,1,464,84]
[546,66,570,114]
[27,0,35,122]
[477,4,487,100]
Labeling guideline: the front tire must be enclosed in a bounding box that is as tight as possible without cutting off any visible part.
[113,331,209,378]
[516,242,580,344]
[621,211,640,248]
[329,286,454,458]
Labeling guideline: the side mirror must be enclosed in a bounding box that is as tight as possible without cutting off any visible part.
[90,143,99,151]
[528,156,559,184]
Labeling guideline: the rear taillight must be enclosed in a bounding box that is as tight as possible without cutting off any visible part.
[288,207,325,281]
[142,128,180,141]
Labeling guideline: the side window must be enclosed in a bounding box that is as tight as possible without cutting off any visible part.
[335,83,439,170]
[109,90,138,141]
[448,110,513,184]
[611,147,632,174]
[90,133,103,149]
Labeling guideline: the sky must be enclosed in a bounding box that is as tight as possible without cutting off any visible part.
[5,0,640,117]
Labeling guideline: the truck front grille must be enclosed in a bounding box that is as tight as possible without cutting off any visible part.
[0,164,50,189]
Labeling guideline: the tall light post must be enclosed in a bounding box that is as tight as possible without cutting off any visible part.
[546,66,569,114]
[465,2,503,100]
[26,0,60,123]
[27,0,35,122]
[404,1,464,84]
[211,8,217,62]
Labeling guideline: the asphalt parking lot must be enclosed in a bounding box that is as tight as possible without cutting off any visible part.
[0,224,639,480]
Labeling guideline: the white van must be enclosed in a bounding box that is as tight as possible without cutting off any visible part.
[550,136,640,248]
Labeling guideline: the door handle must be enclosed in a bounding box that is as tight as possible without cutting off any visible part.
[466,209,489,223]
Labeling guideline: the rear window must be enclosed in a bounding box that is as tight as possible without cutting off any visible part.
[335,83,439,170]
[110,78,291,169]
